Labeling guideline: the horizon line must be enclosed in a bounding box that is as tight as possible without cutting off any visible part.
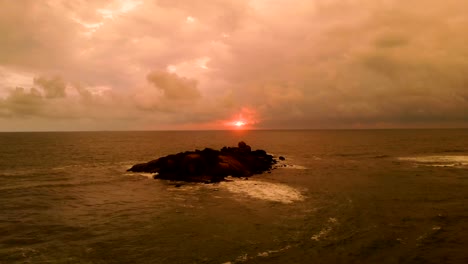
[1,127,468,133]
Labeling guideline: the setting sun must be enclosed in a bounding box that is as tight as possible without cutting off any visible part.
[234,121,246,127]
[224,119,250,129]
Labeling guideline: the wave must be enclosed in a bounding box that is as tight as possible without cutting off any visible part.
[222,217,339,263]
[334,153,373,157]
[274,164,308,170]
[123,172,156,179]
[219,178,305,204]
[373,155,391,159]
[311,217,339,241]
[438,149,466,153]
[398,155,468,167]
[273,155,308,169]
[222,245,293,264]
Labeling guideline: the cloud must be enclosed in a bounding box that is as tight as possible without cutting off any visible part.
[0,87,44,118]
[0,0,467,130]
[34,76,67,98]
[146,71,200,100]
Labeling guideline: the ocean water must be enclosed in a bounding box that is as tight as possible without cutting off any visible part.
[0,130,467,263]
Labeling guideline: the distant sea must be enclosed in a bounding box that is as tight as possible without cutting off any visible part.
[1,130,467,263]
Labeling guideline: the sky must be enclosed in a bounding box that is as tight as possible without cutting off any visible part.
[0,0,467,131]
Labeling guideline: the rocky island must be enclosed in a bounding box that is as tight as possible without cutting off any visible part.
[128,142,281,183]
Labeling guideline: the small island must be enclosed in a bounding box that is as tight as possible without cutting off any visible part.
[128,142,281,183]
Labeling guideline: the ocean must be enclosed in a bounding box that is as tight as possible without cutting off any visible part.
[0,130,467,263]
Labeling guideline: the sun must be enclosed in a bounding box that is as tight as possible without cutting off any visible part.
[224,120,248,129]
[234,121,246,127]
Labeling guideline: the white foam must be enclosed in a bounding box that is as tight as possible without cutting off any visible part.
[310,217,339,241]
[311,227,331,241]
[276,164,308,170]
[398,155,468,167]
[270,154,308,170]
[220,179,304,204]
[274,158,307,170]
[124,172,156,179]
[224,245,293,263]
[256,245,292,257]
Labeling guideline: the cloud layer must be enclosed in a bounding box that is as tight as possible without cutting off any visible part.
[1,0,467,130]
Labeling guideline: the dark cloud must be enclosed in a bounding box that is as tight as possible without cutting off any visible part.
[374,34,409,49]
[0,87,43,117]
[146,71,200,100]
[34,76,67,98]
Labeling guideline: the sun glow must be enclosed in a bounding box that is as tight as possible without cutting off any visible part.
[224,108,258,129]
[234,121,246,127]
[225,120,248,129]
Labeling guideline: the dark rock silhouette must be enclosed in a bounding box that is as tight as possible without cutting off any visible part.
[128,142,277,183]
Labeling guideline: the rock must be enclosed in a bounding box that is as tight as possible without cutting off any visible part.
[238,141,251,152]
[279,156,285,161]
[128,142,279,183]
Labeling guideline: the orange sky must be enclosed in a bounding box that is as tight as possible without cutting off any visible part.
[0,0,467,131]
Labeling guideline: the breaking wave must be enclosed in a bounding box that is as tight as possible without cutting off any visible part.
[398,155,468,167]
[220,178,305,204]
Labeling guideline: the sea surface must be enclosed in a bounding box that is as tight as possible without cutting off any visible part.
[0,130,467,264]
